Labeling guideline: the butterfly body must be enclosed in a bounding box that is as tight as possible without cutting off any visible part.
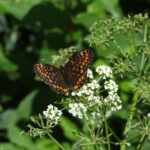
[34,49,92,94]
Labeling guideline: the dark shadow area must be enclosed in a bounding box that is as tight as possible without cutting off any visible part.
[120,0,150,15]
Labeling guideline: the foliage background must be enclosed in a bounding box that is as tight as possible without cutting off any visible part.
[0,0,150,150]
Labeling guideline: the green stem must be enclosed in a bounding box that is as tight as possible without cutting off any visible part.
[123,92,139,135]
[47,132,66,150]
[136,134,147,150]
[143,24,147,43]
[120,92,139,150]
[104,115,111,150]
[108,125,121,142]
[120,140,126,150]
[140,24,147,74]
[83,111,98,150]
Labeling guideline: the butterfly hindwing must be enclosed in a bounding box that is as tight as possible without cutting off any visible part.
[34,64,68,93]
[64,49,92,90]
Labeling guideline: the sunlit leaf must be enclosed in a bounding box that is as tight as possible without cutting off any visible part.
[0,0,42,20]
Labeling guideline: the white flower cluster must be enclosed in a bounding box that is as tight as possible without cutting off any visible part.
[104,80,118,93]
[71,80,99,97]
[104,80,121,111]
[68,65,122,126]
[104,94,122,111]
[43,104,62,125]
[71,80,101,107]
[96,65,113,79]
[68,103,87,119]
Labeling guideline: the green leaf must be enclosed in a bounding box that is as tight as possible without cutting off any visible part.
[35,138,59,150]
[0,45,18,72]
[0,0,41,20]
[100,0,122,18]
[93,59,107,68]
[8,126,35,149]
[120,81,135,93]
[87,0,122,18]
[60,116,79,141]
[142,140,150,150]
[0,109,18,129]
[76,12,100,28]
[87,0,107,19]
[0,143,22,150]
[38,43,57,65]
[17,90,38,119]
[113,108,129,120]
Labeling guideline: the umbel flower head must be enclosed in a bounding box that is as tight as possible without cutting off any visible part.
[68,103,87,119]
[96,65,113,79]
[43,104,62,126]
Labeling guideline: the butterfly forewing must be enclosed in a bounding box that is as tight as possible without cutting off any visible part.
[34,64,68,93]
[64,49,92,90]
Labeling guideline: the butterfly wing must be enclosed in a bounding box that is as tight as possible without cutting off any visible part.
[64,49,92,90]
[34,64,68,94]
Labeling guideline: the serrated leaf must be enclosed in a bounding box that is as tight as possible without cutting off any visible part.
[17,90,38,119]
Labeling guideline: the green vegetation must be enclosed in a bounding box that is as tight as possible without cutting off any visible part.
[0,1,150,150]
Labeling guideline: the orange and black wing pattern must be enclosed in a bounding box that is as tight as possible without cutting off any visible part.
[34,64,68,94]
[64,49,92,90]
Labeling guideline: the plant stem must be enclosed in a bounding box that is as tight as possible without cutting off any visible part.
[83,111,98,150]
[104,115,111,150]
[123,92,139,135]
[108,125,121,142]
[120,142,126,150]
[143,24,147,43]
[47,132,66,150]
[136,134,147,150]
[120,92,139,150]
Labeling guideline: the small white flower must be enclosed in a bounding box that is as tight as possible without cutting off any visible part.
[106,111,112,117]
[83,85,87,90]
[68,103,87,119]
[96,65,113,79]
[116,105,122,110]
[87,69,93,79]
[43,104,62,125]
[71,92,77,96]
[147,113,150,117]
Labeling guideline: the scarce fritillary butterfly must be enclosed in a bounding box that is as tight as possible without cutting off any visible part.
[34,49,92,94]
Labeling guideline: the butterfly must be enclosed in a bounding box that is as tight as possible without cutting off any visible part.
[34,49,92,94]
